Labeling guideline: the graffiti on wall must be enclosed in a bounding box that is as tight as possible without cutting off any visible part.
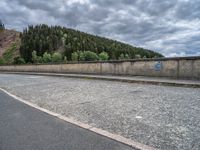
[154,61,162,71]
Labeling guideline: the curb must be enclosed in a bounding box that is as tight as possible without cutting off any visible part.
[0,88,158,150]
[0,71,200,88]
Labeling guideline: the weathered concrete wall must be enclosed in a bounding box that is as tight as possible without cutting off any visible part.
[0,56,200,79]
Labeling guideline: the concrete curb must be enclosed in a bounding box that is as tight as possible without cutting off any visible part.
[0,71,200,88]
[0,88,158,150]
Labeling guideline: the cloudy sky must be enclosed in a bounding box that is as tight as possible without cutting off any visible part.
[1,0,200,57]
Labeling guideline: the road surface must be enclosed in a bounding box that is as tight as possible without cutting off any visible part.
[0,90,136,150]
[0,74,200,150]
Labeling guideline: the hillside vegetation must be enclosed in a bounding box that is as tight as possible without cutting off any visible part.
[1,24,163,64]
[20,24,163,63]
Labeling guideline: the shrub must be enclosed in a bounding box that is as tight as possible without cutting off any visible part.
[43,52,52,63]
[83,51,99,61]
[31,50,43,63]
[79,51,85,61]
[13,57,26,64]
[71,52,78,61]
[135,54,141,59]
[37,56,43,63]
[32,50,38,63]
[99,51,109,60]
[119,53,125,60]
[119,53,130,60]
[124,54,130,59]
[63,56,67,62]
[0,58,5,64]
[52,52,62,62]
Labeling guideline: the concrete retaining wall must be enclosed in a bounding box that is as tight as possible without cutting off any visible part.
[0,56,200,79]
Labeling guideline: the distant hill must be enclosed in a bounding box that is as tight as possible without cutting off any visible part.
[0,24,163,64]
[20,24,163,62]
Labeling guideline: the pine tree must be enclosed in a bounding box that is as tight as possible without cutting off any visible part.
[19,24,163,62]
[0,19,5,30]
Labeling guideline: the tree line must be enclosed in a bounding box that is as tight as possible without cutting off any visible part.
[19,24,163,63]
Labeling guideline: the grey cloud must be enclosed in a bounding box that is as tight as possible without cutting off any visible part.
[133,0,177,16]
[175,0,200,20]
[0,0,200,56]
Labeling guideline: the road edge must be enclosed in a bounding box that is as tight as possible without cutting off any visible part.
[0,71,200,88]
[0,88,158,150]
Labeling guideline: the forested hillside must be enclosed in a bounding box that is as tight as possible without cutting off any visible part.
[0,23,163,64]
[20,24,163,63]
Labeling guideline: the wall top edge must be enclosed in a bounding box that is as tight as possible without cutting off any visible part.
[0,56,200,66]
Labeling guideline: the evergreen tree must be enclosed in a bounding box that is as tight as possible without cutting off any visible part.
[19,24,163,62]
[0,19,5,30]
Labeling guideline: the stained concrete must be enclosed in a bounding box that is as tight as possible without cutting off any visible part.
[0,56,200,79]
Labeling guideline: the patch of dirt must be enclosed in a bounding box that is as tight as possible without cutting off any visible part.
[0,29,20,57]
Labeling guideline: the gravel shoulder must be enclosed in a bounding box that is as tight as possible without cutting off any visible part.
[0,90,136,150]
[0,74,200,150]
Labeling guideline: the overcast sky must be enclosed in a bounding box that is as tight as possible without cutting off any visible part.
[1,0,200,57]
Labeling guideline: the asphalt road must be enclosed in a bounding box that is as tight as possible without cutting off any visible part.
[0,74,200,150]
[0,90,136,150]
